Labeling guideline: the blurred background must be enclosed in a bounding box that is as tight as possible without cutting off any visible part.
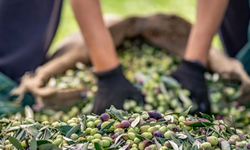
[51,0,222,53]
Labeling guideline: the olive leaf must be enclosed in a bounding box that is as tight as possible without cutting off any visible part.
[192,140,201,149]
[25,105,34,119]
[114,134,124,145]
[81,142,89,150]
[155,137,166,145]
[38,143,60,150]
[36,140,52,146]
[168,140,179,150]
[63,136,73,142]
[43,129,51,140]
[57,125,72,135]
[230,115,237,134]
[66,124,81,138]
[105,105,125,121]
[119,144,129,150]
[171,135,181,146]
[180,106,192,116]
[178,92,192,106]
[182,126,194,143]
[161,76,180,88]
[28,126,39,137]
[188,122,214,127]
[154,137,162,149]
[99,121,115,135]
[221,140,231,150]
[131,116,140,128]
[108,140,123,149]
[200,112,213,122]
[80,115,87,132]
[134,133,151,142]
[14,129,26,141]
[7,136,24,150]
[176,133,188,139]
[30,137,37,150]
[159,82,171,102]
[94,142,103,150]
[191,145,199,150]
[164,115,174,123]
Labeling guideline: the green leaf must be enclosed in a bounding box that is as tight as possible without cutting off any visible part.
[106,141,123,150]
[154,138,162,149]
[28,126,39,137]
[191,145,199,150]
[94,142,103,150]
[99,121,115,135]
[180,106,192,116]
[134,133,151,141]
[155,137,166,145]
[37,140,52,146]
[159,82,171,102]
[230,116,237,134]
[38,143,60,150]
[171,135,181,147]
[43,129,51,140]
[161,76,180,88]
[30,137,37,150]
[7,136,24,150]
[14,129,26,141]
[66,124,81,138]
[106,105,125,121]
[131,116,140,128]
[221,140,231,150]
[225,125,235,135]
[82,142,89,150]
[57,125,72,135]
[81,115,87,132]
[188,122,215,127]
[182,126,194,143]
[183,141,192,150]
[200,112,213,122]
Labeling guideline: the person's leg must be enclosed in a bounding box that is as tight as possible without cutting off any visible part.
[219,0,250,57]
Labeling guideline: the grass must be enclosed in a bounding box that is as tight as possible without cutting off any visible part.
[51,0,221,53]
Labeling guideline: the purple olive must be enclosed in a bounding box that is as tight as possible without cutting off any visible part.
[246,143,250,149]
[121,120,131,128]
[114,122,123,129]
[153,130,164,138]
[144,147,152,150]
[129,118,135,123]
[138,140,150,150]
[164,141,172,148]
[238,134,246,140]
[218,138,224,146]
[228,139,236,145]
[96,122,102,130]
[100,113,110,122]
[154,88,161,93]
[112,133,119,140]
[158,118,166,122]
[148,110,162,119]
[150,118,157,122]
[139,120,146,125]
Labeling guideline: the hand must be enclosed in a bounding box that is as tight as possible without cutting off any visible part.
[171,60,211,114]
[12,72,84,110]
[92,65,145,114]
